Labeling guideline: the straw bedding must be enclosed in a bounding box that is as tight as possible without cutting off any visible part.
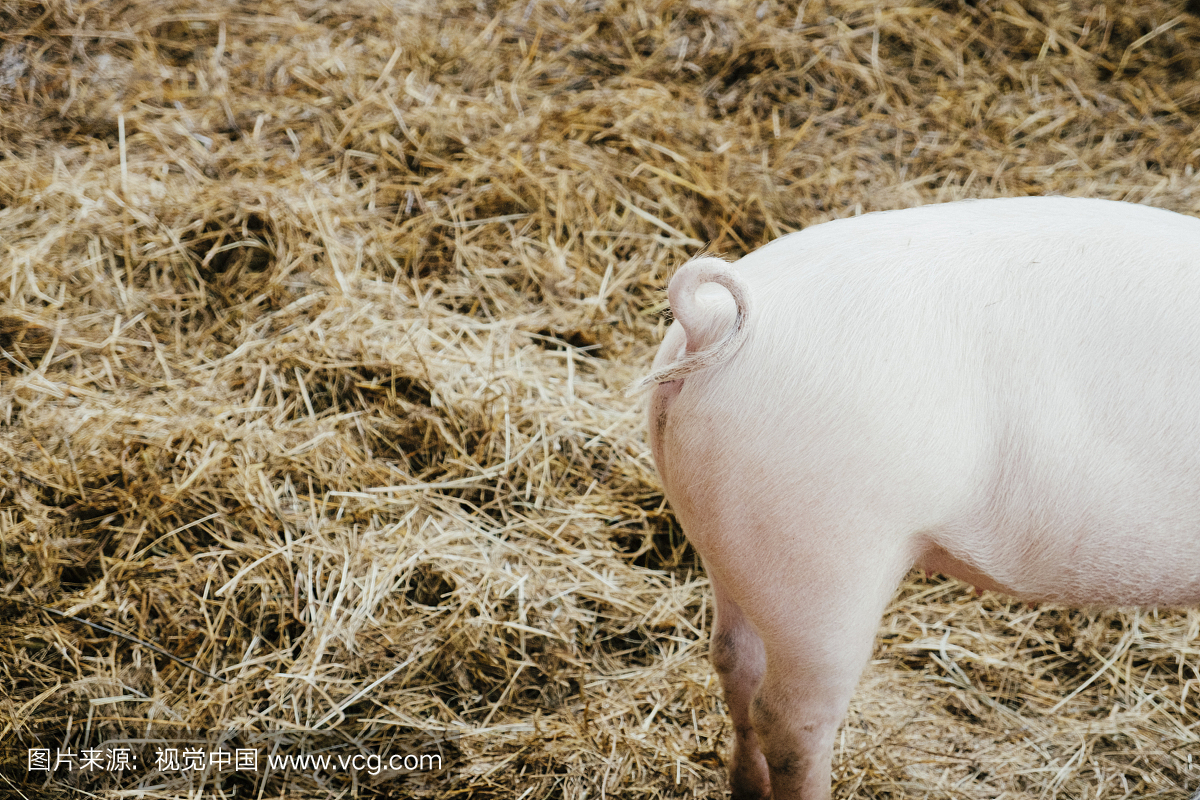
[1,0,1199,797]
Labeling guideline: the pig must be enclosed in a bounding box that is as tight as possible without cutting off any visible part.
[636,196,1200,800]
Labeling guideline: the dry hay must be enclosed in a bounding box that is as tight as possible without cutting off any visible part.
[1,0,1200,797]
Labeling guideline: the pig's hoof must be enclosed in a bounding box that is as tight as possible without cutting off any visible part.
[729,771,772,800]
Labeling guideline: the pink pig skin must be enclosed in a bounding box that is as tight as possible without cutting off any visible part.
[638,196,1200,800]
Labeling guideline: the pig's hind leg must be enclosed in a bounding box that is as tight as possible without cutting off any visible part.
[710,573,772,800]
[718,528,911,800]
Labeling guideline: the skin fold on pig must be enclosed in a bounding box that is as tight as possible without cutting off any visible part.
[637,196,1200,800]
